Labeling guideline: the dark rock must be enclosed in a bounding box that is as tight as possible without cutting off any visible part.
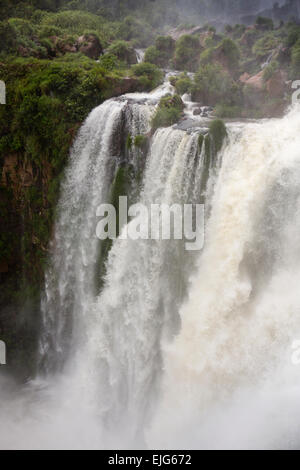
[77,34,103,60]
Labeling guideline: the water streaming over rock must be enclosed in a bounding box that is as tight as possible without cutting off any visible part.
[1,78,300,449]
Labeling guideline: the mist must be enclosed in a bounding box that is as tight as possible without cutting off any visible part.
[171,0,290,26]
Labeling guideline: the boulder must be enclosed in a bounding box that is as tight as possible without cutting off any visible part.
[62,43,77,54]
[110,77,140,96]
[77,34,103,60]
[17,45,31,57]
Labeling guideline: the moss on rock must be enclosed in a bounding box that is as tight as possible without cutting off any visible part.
[209,119,227,154]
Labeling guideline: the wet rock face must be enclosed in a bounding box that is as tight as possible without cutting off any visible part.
[77,34,103,60]
[111,77,140,96]
[193,107,214,117]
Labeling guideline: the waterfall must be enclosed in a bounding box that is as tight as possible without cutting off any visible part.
[135,49,145,64]
[1,84,300,449]
[39,98,153,374]
[149,106,300,449]
[86,128,206,442]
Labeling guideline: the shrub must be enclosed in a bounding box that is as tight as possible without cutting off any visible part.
[41,10,103,34]
[117,15,154,47]
[144,35,175,67]
[174,74,192,95]
[192,63,241,107]
[232,24,246,40]
[106,40,137,65]
[218,38,240,69]
[0,21,16,53]
[155,35,175,54]
[291,39,300,78]
[144,46,162,66]
[169,76,178,86]
[256,16,274,31]
[285,25,300,48]
[131,62,163,91]
[242,29,259,48]
[253,33,279,58]
[174,34,200,71]
[199,47,214,65]
[263,60,279,81]
[151,94,184,129]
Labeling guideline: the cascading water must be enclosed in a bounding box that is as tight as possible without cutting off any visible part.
[149,107,300,449]
[1,75,300,449]
[87,127,206,443]
[39,97,153,374]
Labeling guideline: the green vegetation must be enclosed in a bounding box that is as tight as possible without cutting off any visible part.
[263,60,279,81]
[252,33,279,58]
[131,62,163,91]
[0,55,142,265]
[117,15,154,47]
[151,94,184,130]
[174,35,200,71]
[209,120,227,153]
[106,40,137,65]
[174,73,193,95]
[1,0,300,377]
[218,38,240,69]
[192,63,241,107]
[291,38,300,78]
[134,135,148,150]
[144,35,175,68]
[255,16,274,31]
[144,46,161,66]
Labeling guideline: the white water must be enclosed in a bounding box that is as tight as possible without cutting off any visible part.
[135,49,145,64]
[1,80,300,449]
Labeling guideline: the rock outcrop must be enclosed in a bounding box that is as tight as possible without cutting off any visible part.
[76,34,103,60]
[244,70,264,90]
